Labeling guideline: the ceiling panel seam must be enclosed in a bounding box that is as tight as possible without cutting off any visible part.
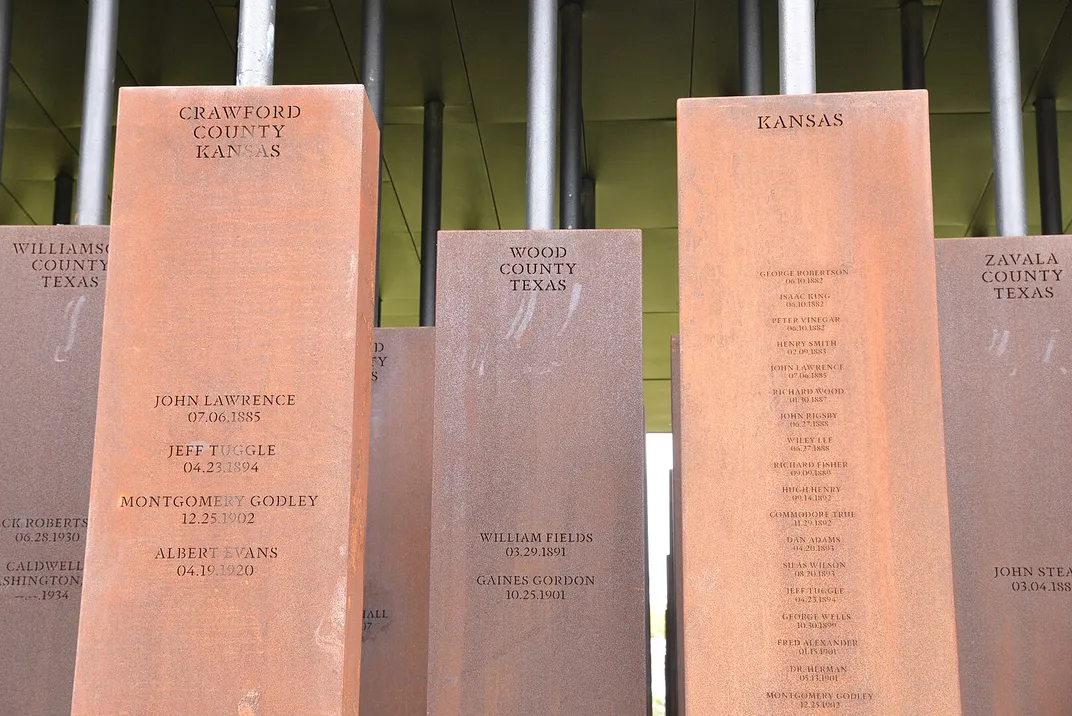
[116,52,140,87]
[687,0,697,98]
[924,0,944,60]
[583,117,678,125]
[582,110,589,172]
[450,0,501,229]
[9,65,79,154]
[108,1,140,91]
[964,171,995,237]
[327,0,360,82]
[1021,0,1071,105]
[382,158,418,259]
[0,181,36,225]
[210,0,237,57]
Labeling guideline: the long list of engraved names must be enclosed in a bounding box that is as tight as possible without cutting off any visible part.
[758,267,874,712]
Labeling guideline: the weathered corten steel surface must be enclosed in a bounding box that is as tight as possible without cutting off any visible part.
[677,91,961,714]
[669,334,685,716]
[360,327,433,716]
[70,85,379,716]
[0,225,107,716]
[937,235,1072,716]
[427,229,648,716]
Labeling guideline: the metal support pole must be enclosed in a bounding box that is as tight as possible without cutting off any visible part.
[778,0,815,95]
[559,0,583,230]
[988,0,1028,236]
[53,173,74,225]
[0,0,12,180]
[581,174,595,229]
[1035,96,1062,235]
[419,99,443,327]
[665,553,676,716]
[361,0,386,324]
[900,0,925,90]
[75,0,119,226]
[527,0,558,230]
[361,0,386,127]
[236,0,276,86]
[739,0,763,96]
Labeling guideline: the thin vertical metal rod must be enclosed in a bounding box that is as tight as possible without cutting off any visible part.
[53,173,74,225]
[361,0,386,127]
[559,0,583,230]
[361,0,386,325]
[75,0,119,226]
[0,0,12,180]
[1035,96,1062,235]
[527,0,558,230]
[665,551,676,716]
[236,0,276,86]
[779,0,815,95]
[419,99,444,327]
[900,0,925,90]
[581,173,595,229]
[988,0,1028,236]
[739,0,763,96]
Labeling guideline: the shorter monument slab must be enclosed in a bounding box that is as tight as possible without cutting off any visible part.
[427,229,649,716]
[938,234,1072,716]
[360,327,434,716]
[0,225,107,715]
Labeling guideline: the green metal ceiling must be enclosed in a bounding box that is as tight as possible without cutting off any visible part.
[4,0,1072,430]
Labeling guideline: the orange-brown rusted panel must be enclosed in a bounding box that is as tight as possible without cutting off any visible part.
[70,84,378,716]
[360,327,434,716]
[677,91,961,715]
